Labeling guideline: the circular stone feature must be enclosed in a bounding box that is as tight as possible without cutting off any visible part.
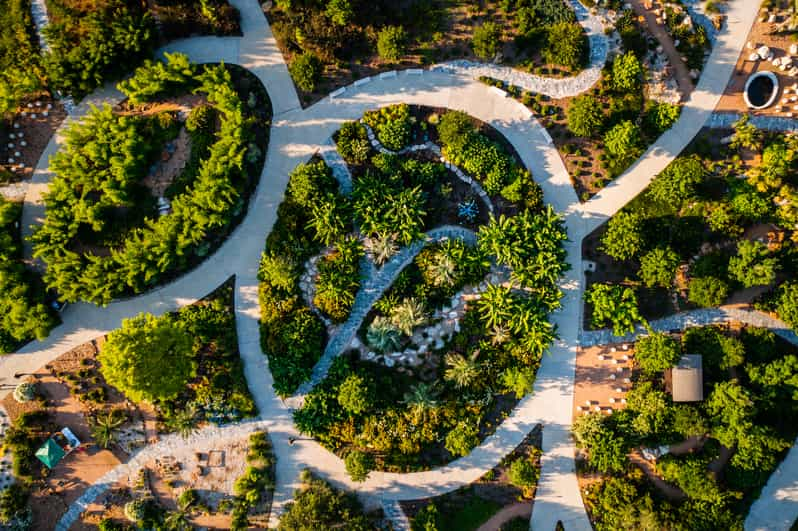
[744,71,779,109]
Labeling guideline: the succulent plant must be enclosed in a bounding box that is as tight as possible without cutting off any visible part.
[389,297,428,336]
[124,499,147,522]
[13,382,36,403]
[364,233,398,266]
[458,198,479,223]
[366,316,402,353]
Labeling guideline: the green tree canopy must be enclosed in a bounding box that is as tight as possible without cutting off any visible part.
[585,283,645,336]
[377,25,407,62]
[728,240,779,288]
[543,21,586,71]
[635,332,681,375]
[473,22,502,59]
[638,247,679,288]
[278,470,375,530]
[648,155,705,206]
[567,94,604,137]
[99,313,195,403]
[600,211,645,261]
[611,52,642,93]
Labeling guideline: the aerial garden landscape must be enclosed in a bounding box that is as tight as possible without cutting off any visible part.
[0,0,796,530]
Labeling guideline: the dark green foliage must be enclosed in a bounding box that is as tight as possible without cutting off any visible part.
[33,62,260,305]
[643,100,681,137]
[473,22,502,60]
[444,421,480,457]
[230,431,275,530]
[43,0,155,99]
[352,172,425,245]
[345,449,375,482]
[572,413,630,473]
[777,282,798,330]
[314,238,363,322]
[728,240,779,288]
[336,121,371,164]
[289,52,322,92]
[585,283,644,336]
[0,0,41,116]
[688,276,729,308]
[278,470,376,530]
[118,52,196,105]
[543,21,586,71]
[0,484,29,526]
[648,155,705,205]
[635,332,681,375]
[363,103,411,151]
[0,197,57,352]
[603,120,642,176]
[638,246,679,288]
[567,94,604,138]
[600,211,644,261]
[610,52,642,93]
[377,25,407,62]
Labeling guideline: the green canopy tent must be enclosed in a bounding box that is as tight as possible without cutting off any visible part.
[35,438,66,469]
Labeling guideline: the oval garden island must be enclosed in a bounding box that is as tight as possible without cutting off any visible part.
[259,104,569,474]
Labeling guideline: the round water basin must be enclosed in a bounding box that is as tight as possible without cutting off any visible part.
[744,71,779,109]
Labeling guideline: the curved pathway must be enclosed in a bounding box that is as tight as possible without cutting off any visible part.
[290,226,477,402]
[4,0,776,529]
[436,0,610,99]
[583,306,798,531]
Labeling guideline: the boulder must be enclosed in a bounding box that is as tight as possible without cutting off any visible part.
[758,45,771,60]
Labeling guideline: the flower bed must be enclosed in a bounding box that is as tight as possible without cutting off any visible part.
[261,105,568,471]
[266,0,587,105]
[32,54,271,305]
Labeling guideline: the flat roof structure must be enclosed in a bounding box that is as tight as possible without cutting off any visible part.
[671,354,703,402]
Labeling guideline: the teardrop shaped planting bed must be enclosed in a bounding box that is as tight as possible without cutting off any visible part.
[31,54,271,305]
[259,104,569,471]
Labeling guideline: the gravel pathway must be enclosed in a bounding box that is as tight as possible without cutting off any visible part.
[579,307,798,347]
[382,499,411,531]
[433,0,609,99]
[289,225,477,404]
[319,139,353,195]
[707,112,798,131]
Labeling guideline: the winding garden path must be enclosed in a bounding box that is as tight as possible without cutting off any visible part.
[290,226,477,403]
[4,0,788,529]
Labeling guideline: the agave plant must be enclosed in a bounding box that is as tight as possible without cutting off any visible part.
[12,382,36,403]
[443,352,481,389]
[364,233,398,266]
[426,251,458,288]
[366,316,402,353]
[390,297,428,336]
[489,324,512,346]
[458,198,479,223]
[91,409,128,449]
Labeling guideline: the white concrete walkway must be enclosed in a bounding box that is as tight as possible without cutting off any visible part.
[8,0,786,529]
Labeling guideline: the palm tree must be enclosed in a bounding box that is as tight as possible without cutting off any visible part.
[390,297,427,336]
[91,410,127,449]
[443,352,480,388]
[402,382,440,421]
[165,404,198,439]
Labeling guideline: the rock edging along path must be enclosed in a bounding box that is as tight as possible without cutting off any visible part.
[434,0,610,99]
[289,226,477,404]
[581,306,798,531]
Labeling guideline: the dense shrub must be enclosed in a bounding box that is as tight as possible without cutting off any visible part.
[444,421,480,457]
[638,247,679,288]
[688,276,729,308]
[118,53,196,105]
[473,22,502,60]
[643,100,681,136]
[611,52,642,93]
[648,155,705,205]
[635,332,681,374]
[585,283,644,336]
[336,121,371,164]
[377,25,407,63]
[32,62,257,305]
[600,211,644,261]
[777,282,798,330]
[567,95,604,138]
[603,120,642,174]
[278,470,375,530]
[0,0,41,116]
[344,450,375,482]
[43,0,155,98]
[543,21,586,71]
[363,103,411,151]
[289,52,322,92]
[0,197,56,352]
[728,240,779,288]
[507,452,540,497]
